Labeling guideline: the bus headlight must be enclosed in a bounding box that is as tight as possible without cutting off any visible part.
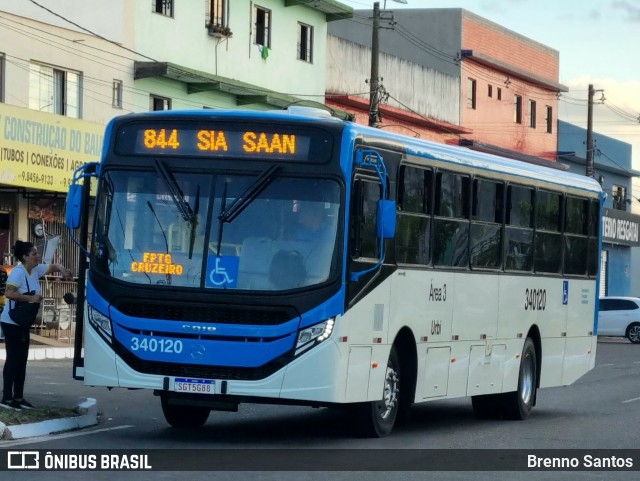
[88,305,112,343]
[296,318,335,353]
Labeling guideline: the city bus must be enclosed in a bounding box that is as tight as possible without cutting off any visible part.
[66,107,602,437]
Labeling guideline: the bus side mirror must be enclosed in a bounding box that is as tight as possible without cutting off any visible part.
[377,200,396,239]
[65,184,83,230]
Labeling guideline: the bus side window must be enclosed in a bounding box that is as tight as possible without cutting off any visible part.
[534,190,562,273]
[396,165,432,265]
[505,184,534,271]
[351,178,381,260]
[587,199,600,277]
[470,178,503,269]
[564,196,589,276]
[433,171,470,268]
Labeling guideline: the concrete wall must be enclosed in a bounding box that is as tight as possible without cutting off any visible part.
[607,245,632,297]
[326,35,460,124]
[328,8,462,77]
[327,8,462,125]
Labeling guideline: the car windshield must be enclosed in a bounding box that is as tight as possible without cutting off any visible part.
[92,169,341,291]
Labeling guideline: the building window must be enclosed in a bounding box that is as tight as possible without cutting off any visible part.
[467,78,476,109]
[298,23,313,63]
[497,87,502,101]
[514,95,523,124]
[150,94,171,111]
[529,100,536,128]
[545,105,553,133]
[612,185,627,210]
[29,63,81,118]
[207,0,228,27]
[254,6,271,48]
[488,84,493,98]
[112,80,123,108]
[154,0,173,17]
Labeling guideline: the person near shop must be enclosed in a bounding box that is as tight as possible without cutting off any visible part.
[0,240,72,410]
[0,266,7,342]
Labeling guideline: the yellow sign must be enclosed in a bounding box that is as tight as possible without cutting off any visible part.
[131,252,184,275]
[135,128,299,156]
[0,103,105,193]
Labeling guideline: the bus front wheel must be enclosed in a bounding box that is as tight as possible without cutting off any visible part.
[502,337,537,420]
[354,347,400,437]
[161,395,210,428]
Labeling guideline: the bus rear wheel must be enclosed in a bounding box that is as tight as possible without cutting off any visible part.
[502,337,537,420]
[161,395,210,428]
[354,347,400,437]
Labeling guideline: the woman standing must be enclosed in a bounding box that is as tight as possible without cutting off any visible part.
[0,240,72,410]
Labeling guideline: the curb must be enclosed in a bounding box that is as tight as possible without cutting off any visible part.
[0,398,98,440]
[0,346,75,361]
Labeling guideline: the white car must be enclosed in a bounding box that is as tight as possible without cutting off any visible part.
[598,297,640,343]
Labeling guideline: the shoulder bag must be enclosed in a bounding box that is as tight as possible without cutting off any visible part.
[9,272,40,328]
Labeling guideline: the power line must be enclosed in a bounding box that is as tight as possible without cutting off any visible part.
[27,0,157,62]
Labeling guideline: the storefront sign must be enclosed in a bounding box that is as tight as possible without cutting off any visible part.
[602,207,640,247]
[0,104,104,193]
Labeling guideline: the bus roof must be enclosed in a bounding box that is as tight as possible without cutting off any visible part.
[341,121,602,196]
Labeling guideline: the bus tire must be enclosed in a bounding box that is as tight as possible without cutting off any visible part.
[161,395,210,428]
[502,337,537,420]
[354,347,401,437]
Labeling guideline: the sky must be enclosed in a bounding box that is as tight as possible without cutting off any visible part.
[339,0,640,172]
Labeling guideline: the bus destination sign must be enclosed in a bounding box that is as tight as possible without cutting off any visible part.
[115,123,333,162]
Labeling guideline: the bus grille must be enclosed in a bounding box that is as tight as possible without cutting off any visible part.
[114,342,292,381]
[115,302,294,325]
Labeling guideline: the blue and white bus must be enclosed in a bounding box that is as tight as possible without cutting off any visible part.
[66,107,602,437]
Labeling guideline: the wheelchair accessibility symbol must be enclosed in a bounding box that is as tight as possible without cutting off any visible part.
[206,255,239,288]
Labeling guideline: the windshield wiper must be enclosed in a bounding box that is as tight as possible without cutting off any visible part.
[154,159,194,222]
[214,165,280,260]
[188,185,200,259]
[154,159,200,259]
[219,165,280,224]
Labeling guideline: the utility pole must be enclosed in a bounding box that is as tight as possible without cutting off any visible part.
[586,83,595,178]
[368,2,380,127]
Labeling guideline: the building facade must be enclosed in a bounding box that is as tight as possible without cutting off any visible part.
[327,8,565,164]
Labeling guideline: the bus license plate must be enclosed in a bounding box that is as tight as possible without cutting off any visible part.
[174,378,215,393]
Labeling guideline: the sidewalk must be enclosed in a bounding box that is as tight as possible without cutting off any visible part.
[0,334,99,440]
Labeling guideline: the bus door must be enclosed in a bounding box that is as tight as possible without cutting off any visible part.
[346,148,396,307]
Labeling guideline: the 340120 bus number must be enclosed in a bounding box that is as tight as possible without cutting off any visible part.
[524,288,546,311]
[130,337,183,354]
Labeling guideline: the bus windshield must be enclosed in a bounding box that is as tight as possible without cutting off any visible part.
[93,169,341,291]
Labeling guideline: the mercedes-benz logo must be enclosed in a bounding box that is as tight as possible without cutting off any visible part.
[190,344,206,359]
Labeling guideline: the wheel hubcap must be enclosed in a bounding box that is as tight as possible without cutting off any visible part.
[378,366,399,420]
[629,326,640,343]
[520,353,534,406]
